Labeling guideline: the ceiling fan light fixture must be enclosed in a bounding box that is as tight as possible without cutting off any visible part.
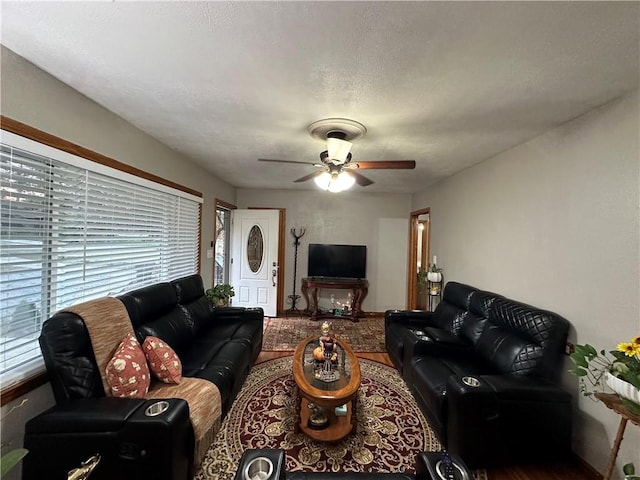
[314,171,355,193]
[314,171,332,190]
[327,137,352,163]
[331,171,356,192]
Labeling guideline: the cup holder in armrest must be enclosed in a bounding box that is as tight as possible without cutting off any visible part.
[461,376,480,387]
[145,400,170,417]
[244,457,273,480]
[410,329,431,341]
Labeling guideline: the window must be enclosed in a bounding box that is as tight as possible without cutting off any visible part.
[214,200,234,286]
[1,130,202,389]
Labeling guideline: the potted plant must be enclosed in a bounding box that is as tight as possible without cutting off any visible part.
[426,262,443,283]
[205,283,235,307]
[426,262,443,295]
[569,335,640,413]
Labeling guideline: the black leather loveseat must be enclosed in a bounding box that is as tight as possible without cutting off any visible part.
[385,281,572,469]
[22,274,263,480]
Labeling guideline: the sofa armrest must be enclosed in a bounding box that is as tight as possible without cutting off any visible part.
[213,306,264,322]
[384,309,437,330]
[445,374,572,468]
[23,398,193,480]
[404,327,472,360]
[25,397,148,433]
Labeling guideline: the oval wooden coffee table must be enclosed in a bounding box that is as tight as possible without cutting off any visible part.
[293,335,361,442]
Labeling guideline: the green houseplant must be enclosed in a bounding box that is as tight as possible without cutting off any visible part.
[569,335,640,413]
[206,284,235,307]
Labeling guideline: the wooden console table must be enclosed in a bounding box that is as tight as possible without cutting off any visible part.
[301,277,368,323]
[594,393,640,480]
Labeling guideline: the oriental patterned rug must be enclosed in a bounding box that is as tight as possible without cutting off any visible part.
[262,315,385,352]
[194,357,487,480]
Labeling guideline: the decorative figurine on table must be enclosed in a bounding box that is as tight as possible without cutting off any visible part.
[307,402,329,430]
[312,321,340,382]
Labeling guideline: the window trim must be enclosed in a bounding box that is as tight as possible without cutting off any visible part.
[1,116,202,199]
[0,116,204,405]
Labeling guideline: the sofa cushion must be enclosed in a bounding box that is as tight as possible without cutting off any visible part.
[171,274,206,304]
[484,297,569,379]
[469,290,500,318]
[105,333,151,398]
[179,296,216,335]
[475,323,544,376]
[433,302,468,333]
[136,309,194,354]
[432,282,477,332]
[441,282,475,310]
[143,336,182,384]
[119,283,178,330]
[459,312,488,344]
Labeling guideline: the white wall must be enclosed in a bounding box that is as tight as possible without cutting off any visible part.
[0,46,238,479]
[237,189,412,312]
[412,90,640,477]
[376,218,409,311]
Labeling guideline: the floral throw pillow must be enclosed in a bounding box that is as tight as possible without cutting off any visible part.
[142,336,182,384]
[105,333,151,398]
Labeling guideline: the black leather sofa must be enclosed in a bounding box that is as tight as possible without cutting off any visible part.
[233,448,474,480]
[385,281,572,469]
[22,274,264,480]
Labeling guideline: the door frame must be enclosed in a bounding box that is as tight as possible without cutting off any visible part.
[248,207,286,315]
[407,207,431,309]
[213,198,237,285]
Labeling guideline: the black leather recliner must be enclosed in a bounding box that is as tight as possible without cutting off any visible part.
[385,282,572,469]
[22,274,264,480]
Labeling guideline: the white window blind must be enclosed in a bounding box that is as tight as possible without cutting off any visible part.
[1,134,201,388]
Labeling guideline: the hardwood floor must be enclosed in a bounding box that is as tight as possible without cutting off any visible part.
[254,350,600,480]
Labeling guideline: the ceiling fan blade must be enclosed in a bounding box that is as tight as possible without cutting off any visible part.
[352,160,416,170]
[258,158,316,166]
[293,171,323,183]
[350,171,374,187]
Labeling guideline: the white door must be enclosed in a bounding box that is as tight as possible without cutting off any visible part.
[230,209,279,316]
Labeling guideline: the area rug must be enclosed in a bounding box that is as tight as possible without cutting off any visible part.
[194,357,487,480]
[262,316,385,352]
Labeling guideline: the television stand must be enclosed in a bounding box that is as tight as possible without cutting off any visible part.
[301,277,369,323]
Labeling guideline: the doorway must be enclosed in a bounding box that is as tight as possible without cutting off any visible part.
[230,208,285,316]
[407,208,430,310]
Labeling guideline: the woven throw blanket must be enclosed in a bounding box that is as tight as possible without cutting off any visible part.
[61,297,134,394]
[62,296,221,465]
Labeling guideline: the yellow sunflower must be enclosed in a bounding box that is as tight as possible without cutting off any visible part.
[617,342,640,357]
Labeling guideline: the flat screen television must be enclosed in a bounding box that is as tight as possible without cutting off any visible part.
[307,244,367,279]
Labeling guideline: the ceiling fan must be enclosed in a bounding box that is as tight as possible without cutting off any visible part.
[258,118,416,192]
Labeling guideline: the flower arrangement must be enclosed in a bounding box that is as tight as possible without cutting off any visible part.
[569,335,640,413]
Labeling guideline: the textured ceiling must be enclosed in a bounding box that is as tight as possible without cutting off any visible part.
[1,2,638,193]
